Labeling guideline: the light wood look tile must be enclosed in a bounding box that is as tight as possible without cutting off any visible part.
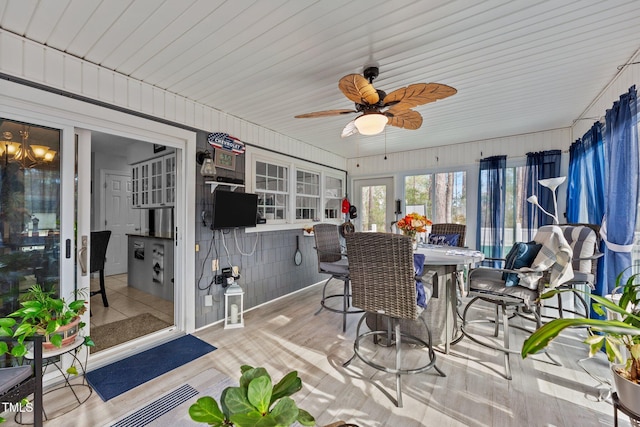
[6,279,631,427]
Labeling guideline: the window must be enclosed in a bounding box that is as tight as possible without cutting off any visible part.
[295,170,320,220]
[248,148,346,231]
[255,161,288,221]
[324,175,343,220]
[404,171,466,224]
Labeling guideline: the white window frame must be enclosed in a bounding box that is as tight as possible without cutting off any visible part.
[295,168,321,221]
[246,147,346,232]
[324,173,344,221]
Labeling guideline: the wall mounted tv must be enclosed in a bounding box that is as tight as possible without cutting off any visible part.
[211,190,259,230]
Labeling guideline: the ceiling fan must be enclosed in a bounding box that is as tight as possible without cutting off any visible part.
[294,66,456,137]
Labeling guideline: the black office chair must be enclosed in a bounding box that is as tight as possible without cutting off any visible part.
[90,230,111,307]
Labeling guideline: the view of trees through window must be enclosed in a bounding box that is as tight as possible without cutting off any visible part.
[361,185,386,232]
[404,171,466,224]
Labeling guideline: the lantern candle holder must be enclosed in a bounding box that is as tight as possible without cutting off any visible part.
[224,281,244,329]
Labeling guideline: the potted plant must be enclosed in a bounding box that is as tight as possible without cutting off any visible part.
[522,270,640,414]
[0,284,94,374]
[188,365,315,427]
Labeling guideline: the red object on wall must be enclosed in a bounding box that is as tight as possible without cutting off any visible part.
[341,198,350,214]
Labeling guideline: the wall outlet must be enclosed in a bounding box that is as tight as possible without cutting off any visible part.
[204,295,213,306]
[232,266,239,277]
[212,259,219,271]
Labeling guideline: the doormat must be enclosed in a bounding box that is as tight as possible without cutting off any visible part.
[90,313,172,353]
[86,334,217,401]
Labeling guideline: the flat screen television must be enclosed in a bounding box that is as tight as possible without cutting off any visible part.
[211,190,259,230]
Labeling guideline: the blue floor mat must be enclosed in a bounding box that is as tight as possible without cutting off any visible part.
[86,335,216,401]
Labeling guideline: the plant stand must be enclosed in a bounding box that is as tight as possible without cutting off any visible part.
[613,392,640,427]
[18,336,91,423]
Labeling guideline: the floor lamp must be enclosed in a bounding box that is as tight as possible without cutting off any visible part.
[526,176,566,225]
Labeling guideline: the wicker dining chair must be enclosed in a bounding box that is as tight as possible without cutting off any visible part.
[343,232,445,407]
[429,223,466,247]
[313,224,363,332]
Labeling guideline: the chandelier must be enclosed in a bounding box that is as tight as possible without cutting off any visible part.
[1,129,57,168]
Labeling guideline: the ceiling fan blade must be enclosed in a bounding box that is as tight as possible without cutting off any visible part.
[294,109,357,118]
[338,74,379,105]
[385,108,423,130]
[382,83,457,109]
[341,120,358,138]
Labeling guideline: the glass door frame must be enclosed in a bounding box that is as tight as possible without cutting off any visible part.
[352,177,395,233]
[1,80,197,370]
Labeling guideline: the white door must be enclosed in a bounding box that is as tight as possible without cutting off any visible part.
[353,177,395,232]
[102,170,140,275]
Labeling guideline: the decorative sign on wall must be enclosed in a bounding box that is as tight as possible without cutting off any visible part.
[207,132,246,155]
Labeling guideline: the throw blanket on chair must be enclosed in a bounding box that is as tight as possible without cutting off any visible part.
[518,225,574,290]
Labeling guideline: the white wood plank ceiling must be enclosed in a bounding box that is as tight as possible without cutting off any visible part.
[1,0,639,159]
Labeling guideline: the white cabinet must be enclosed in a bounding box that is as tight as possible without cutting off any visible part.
[131,153,175,208]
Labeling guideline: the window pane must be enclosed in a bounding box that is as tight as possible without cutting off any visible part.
[433,171,466,224]
[362,185,386,232]
[405,175,432,219]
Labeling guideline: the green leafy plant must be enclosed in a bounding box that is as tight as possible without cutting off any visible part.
[0,284,94,374]
[522,270,640,383]
[188,365,315,427]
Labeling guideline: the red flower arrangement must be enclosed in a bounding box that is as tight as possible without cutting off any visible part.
[396,212,432,236]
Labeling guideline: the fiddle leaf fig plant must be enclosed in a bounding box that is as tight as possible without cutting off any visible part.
[522,270,640,383]
[189,365,315,427]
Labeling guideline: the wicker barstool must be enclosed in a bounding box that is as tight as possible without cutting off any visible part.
[430,223,466,247]
[343,232,445,407]
[313,224,363,332]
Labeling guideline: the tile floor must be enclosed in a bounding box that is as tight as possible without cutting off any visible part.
[89,273,174,329]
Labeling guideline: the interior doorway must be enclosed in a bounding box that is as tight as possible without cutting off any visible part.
[88,131,176,354]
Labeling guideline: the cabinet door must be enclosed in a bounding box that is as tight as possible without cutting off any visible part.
[150,158,164,206]
[131,164,140,207]
[164,154,176,206]
[140,162,150,206]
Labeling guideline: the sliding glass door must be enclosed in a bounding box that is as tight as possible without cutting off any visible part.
[0,117,77,316]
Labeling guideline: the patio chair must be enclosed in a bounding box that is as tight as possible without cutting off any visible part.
[461,225,573,379]
[0,335,43,426]
[313,224,362,332]
[429,223,466,247]
[343,232,445,407]
[551,223,602,318]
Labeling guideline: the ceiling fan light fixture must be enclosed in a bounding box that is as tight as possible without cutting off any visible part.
[354,113,387,135]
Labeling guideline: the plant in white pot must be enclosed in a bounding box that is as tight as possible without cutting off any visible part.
[522,270,640,415]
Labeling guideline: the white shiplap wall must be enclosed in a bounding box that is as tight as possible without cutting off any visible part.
[0,29,346,171]
[347,128,571,177]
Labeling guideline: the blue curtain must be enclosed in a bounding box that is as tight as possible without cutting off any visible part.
[566,122,606,224]
[477,155,506,264]
[602,85,638,292]
[523,150,562,240]
[567,122,607,317]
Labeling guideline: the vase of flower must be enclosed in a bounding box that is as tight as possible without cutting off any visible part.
[396,212,431,250]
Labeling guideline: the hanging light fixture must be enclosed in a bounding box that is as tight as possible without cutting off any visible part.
[354,113,387,136]
[0,129,57,168]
